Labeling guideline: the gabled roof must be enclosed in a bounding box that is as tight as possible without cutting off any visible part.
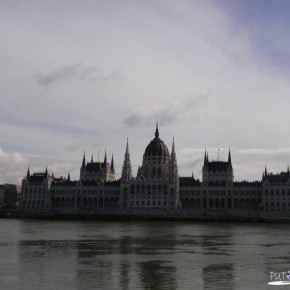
[264,172,290,184]
[208,161,229,172]
[52,179,77,186]
[179,177,201,186]
[28,173,47,183]
[86,162,105,172]
[233,181,262,187]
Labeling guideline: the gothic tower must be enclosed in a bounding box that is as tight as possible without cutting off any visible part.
[121,138,132,181]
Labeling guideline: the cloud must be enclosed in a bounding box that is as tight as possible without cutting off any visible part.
[237,148,290,155]
[0,147,26,164]
[122,92,211,127]
[1,1,290,185]
[96,71,123,82]
[36,63,122,86]
[36,63,98,85]
[0,147,28,184]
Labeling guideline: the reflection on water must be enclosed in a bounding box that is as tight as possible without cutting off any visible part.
[138,260,176,290]
[0,220,289,289]
[203,263,234,290]
[120,263,130,290]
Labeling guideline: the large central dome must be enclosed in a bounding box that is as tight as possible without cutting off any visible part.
[144,125,170,158]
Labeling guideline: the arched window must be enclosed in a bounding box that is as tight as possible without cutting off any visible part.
[157,167,161,177]
[147,185,151,195]
[131,185,135,194]
[152,168,156,178]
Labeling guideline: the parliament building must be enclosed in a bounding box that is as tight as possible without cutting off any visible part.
[20,125,290,219]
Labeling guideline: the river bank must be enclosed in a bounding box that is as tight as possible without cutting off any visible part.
[1,208,289,223]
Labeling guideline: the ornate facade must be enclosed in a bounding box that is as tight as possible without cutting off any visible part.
[120,125,179,211]
[19,125,290,219]
[80,151,115,182]
[21,167,53,209]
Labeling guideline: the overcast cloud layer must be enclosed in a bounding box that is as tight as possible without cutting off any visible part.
[1,0,290,184]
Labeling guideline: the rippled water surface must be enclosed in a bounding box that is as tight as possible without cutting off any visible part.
[0,219,289,289]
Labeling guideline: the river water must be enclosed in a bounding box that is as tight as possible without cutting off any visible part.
[0,219,289,289]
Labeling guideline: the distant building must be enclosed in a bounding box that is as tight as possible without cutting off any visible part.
[178,150,262,218]
[262,167,290,217]
[0,184,18,209]
[21,168,53,209]
[18,125,290,219]
[16,185,22,207]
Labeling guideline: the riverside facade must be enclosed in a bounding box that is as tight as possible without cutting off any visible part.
[20,125,290,219]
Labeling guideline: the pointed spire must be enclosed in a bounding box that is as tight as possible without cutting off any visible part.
[155,122,159,138]
[122,138,132,181]
[265,165,267,176]
[45,166,48,179]
[82,151,86,167]
[67,171,70,181]
[169,137,178,180]
[26,167,30,179]
[91,154,93,163]
[111,153,115,171]
[192,171,194,179]
[171,137,176,157]
[104,150,107,164]
[126,138,129,154]
[228,148,232,166]
[204,149,209,166]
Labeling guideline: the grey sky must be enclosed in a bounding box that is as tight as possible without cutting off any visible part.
[1,0,290,184]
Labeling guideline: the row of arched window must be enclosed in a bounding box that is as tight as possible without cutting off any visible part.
[264,202,290,212]
[22,200,46,209]
[51,197,119,209]
[180,198,261,210]
[130,184,173,194]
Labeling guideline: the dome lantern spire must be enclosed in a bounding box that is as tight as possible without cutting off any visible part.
[155,122,159,138]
